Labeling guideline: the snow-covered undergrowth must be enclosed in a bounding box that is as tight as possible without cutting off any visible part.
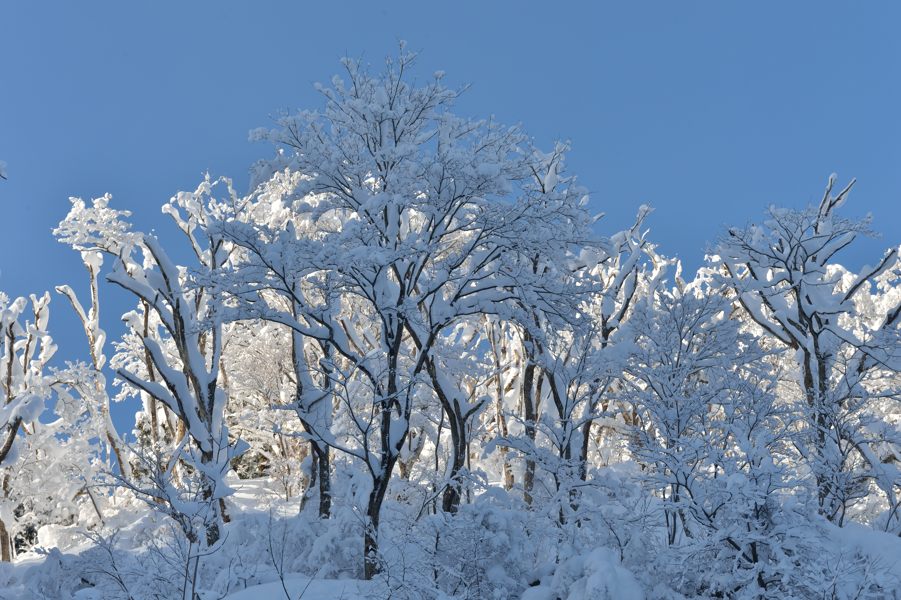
[0,470,899,599]
[0,480,901,600]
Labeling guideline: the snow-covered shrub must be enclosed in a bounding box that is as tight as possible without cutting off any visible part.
[524,547,645,600]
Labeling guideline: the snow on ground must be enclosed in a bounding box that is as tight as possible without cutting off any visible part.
[830,520,901,572]
[222,575,380,600]
[521,547,645,600]
[228,474,293,508]
[70,576,380,600]
[2,476,900,600]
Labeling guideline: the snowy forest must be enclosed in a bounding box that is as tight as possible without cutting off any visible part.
[1,51,901,599]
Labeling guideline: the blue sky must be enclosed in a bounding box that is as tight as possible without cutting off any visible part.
[2,2,900,432]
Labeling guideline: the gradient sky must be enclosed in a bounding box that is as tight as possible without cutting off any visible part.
[2,2,900,433]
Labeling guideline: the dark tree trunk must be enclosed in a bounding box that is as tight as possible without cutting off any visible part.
[579,418,593,481]
[426,358,469,514]
[522,357,540,506]
[364,328,407,580]
[314,442,331,519]
[0,519,10,562]
[441,416,467,513]
[803,343,834,521]
[200,448,222,546]
[291,331,333,519]
[364,463,395,579]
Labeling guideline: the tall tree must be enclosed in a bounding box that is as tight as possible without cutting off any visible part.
[55,250,131,481]
[58,181,248,546]
[223,47,598,577]
[717,176,901,524]
[625,276,796,596]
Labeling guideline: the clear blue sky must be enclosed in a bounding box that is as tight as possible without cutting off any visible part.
[2,2,900,433]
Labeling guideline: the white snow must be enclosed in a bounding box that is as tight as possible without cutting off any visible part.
[223,576,380,600]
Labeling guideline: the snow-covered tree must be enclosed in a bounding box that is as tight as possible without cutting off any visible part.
[57,180,248,548]
[0,292,56,561]
[424,318,492,512]
[539,206,668,510]
[221,48,600,578]
[624,274,803,596]
[54,250,130,480]
[1,362,109,559]
[717,176,901,524]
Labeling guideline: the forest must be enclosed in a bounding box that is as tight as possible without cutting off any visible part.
[0,51,900,599]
